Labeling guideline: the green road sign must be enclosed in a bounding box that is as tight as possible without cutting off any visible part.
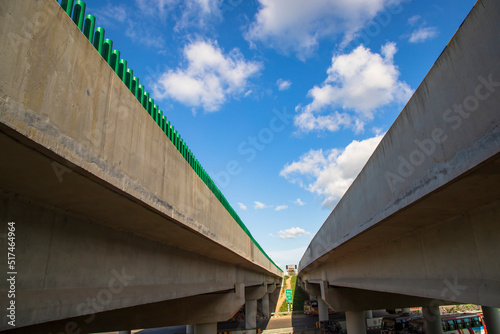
[285,289,293,303]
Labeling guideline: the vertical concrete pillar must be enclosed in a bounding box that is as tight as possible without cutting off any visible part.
[246,299,257,329]
[187,325,194,334]
[262,293,270,318]
[194,323,217,334]
[422,306,443,334]
[346,310,367,334]
[318,298,328,322]
[364,310,373,319]
[482,306,500,334]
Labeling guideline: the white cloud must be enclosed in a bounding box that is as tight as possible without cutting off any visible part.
[274,205,289,211]
[294,43,412,134]
[238,202,247,210]
[407,15,421,26]
[94,4,128,26]
[280,134,384,209]
[245,0,402,60]
[254,201,272,210]
[152,40,262,112]
[277,79,292,91]
[278,227,311,239]
[134,0,221,26]
[295,198,305,206]
[409,26,438,43]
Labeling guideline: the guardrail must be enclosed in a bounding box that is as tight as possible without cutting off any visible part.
[55,0,282,272]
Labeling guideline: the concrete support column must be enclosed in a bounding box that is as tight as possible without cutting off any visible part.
[482,306,500,334]
[246,299,257,329]
[346,310,367,334]
[422,306,443,334]
[364,310,373,319]
[318,298,328,322]
[187,325,194,334]
[262,293,270,318]
[194,323,217,334]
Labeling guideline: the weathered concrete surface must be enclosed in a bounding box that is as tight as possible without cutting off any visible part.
[0,0,280,331]
[299,0,500,310]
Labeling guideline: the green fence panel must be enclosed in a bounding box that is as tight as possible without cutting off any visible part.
[60,0,74,17]
[131,77,139,99]
[83,14,95,43]
[125,69,133,90]
[153,104,159,123]
[147,98,154,116]
[118,59,127,82]
[72,0,86,30]
[142,91,149,110]
[93,27,105,54]
[110,49,120,73]
[137,84,144,105]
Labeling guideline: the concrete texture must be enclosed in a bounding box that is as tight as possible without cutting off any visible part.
[299,0,500,310]
[0,0,281,331]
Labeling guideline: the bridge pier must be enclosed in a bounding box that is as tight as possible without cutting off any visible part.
[245,299,257,329]
[482,306,500,333]
[422,306,443,334]
[194,323,217,334]
[318,298,329,322]
[345,310,367,334]
[262,293,270,318]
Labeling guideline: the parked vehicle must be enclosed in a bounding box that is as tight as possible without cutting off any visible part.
[319,320,342,334]
[303,300,335,315]
[381,313,423,334]
[407,312,485,334]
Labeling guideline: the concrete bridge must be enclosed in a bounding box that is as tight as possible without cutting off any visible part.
[298,0,500,333]
[0,1,281,333]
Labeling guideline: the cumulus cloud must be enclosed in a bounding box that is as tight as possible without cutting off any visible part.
[295,198,305,206]
[238,202,247,210]
[409,26,438,43]
[280,134,384,209]
[245,0,402,60]
[277,79,292,91]
[152,40,262,112]
[294,43,412,134]
[275,205,289,211]
[278,227,311,239]
[254,201,272,209]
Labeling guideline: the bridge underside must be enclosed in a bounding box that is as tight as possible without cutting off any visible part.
[301,151,500,311]
[0,121,279,333]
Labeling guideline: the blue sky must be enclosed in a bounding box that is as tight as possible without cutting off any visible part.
[77,0,476,271]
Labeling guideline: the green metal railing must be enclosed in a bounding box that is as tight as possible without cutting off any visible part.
[57,0,282,272]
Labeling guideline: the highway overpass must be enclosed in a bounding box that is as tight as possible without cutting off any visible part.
[0,0,281,333]
[298,0,500,333]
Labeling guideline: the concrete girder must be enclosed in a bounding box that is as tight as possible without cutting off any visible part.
[299,0,500,310]
[245,285,268,301]
[6,285,245,334]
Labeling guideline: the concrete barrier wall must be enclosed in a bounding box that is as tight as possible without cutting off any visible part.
[300,0,500,270]
[0,0,281,276]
